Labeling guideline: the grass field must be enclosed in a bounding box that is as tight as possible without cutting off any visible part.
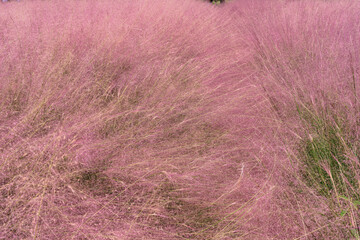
[1,0,360,239]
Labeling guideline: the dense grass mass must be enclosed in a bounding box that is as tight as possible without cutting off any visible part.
[1,0,360,239]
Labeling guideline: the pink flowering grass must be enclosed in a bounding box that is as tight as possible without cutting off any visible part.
[245,0,360,239]
[1,0,360,239]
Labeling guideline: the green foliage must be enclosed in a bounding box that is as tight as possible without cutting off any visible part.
[208,0,224,5]
[212,0,222,4]
[350,228,360,239]
[297,103,359,199]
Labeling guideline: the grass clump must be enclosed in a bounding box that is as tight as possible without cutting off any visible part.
[297,105,358,199]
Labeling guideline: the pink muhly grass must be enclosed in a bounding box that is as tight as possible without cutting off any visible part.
[0,1,274,239]
[246,0,360,239]
[1,0,360,239]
